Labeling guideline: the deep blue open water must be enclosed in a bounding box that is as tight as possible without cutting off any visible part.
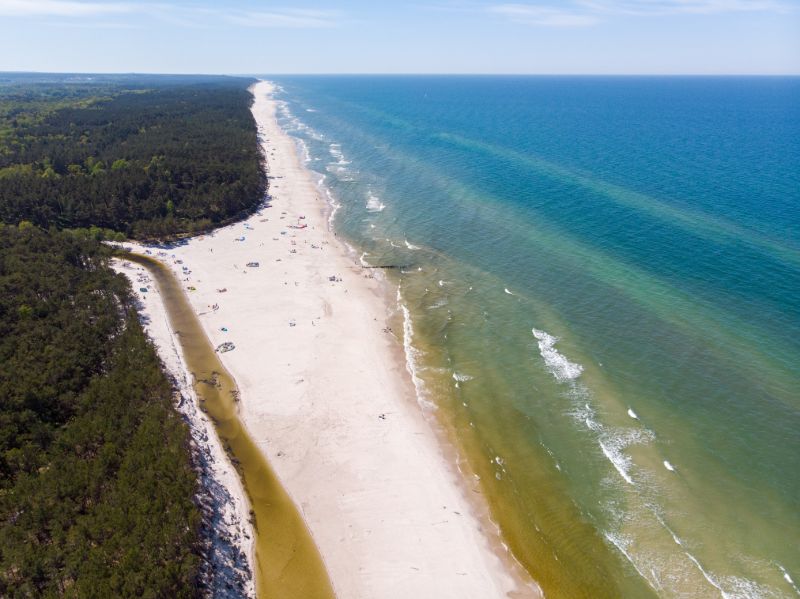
[268,76,799,598]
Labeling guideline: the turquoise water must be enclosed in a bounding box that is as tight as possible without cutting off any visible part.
[268,76,800,598]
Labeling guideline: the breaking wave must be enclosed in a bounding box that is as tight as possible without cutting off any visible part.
[452,372,474,382]
[398,289,435,410]
[532,328,584,382]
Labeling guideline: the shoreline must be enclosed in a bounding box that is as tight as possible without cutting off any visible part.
[121,80,538,598]
[275,83,541,597]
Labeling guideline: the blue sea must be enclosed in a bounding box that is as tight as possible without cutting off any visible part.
[267,76,800,598]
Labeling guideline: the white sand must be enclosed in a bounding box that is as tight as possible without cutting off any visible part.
[120,81,539,599]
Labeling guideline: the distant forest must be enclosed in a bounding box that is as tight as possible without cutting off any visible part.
[0,74,266,238]
[0,74,265,596]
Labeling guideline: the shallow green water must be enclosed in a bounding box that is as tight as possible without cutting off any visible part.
[268,76,800,598]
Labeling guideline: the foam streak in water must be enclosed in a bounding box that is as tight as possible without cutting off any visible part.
[315,174,341,229]
[328,143,350,165]
[684,551,729,598]
[531,328,649,485]
[604,532,660,591]
[398,289,435,410]
[532,328,584,382]
[779,565,798,594]
[573,403,655,486]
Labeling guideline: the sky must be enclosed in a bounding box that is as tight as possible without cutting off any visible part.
[0,0,798,75]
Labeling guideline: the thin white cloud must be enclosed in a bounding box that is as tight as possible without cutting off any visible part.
[225,9,340,29]
[0,1,342,28]
[488,0,793,26]
[488,4,599,25]
[0,0,134,16]
[41,19,139,28]
[576,0,793,16]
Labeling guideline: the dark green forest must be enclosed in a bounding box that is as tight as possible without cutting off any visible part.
[0,74,266,238]
[0,74,265,596]
[0,226,199,597]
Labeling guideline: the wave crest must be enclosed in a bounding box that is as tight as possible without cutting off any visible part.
[532,328,584,382]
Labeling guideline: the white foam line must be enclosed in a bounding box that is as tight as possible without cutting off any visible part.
[600,441,634,485]
[604,532,660,593]
[273,110,341,231]
[779,564,798,593]
[531,327,583,382]
[297,137,311,163]
[323,187,341,229]
[653,512,684,547]
[532,329,729,596]
[328,143,346,162]
[398,288,435,410]
[571,403,655,487]
[684,551,728,598]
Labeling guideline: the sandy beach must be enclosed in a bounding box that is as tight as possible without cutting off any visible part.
[119,80,538,599]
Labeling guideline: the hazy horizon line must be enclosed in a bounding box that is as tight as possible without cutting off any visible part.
[2,70,799,77]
